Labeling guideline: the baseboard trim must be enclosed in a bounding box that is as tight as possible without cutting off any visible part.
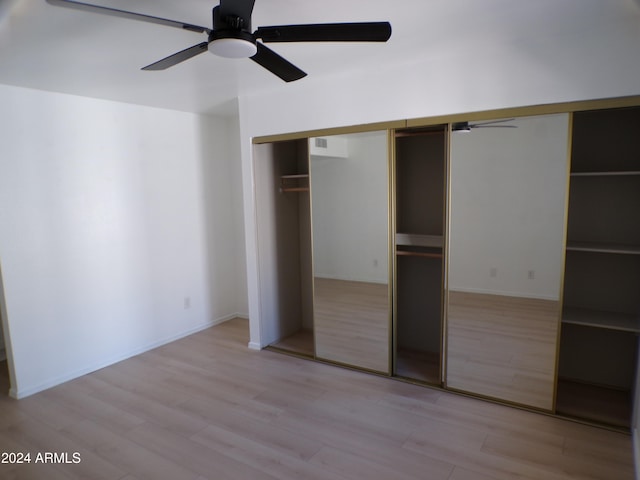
[247,341,262,350]
[9,313,238,399]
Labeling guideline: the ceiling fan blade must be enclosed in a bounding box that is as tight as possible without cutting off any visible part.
[45,0,211,34]
[255,22,392,43]
[474,125,518,129]
[142,42,209,71]
[250,43,307,82]
[474,118,516,126]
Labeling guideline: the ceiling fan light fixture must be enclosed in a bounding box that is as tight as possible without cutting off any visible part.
[208,37,257,58]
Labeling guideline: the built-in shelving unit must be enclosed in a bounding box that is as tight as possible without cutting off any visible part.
[557,106,640,429]
[394,126,447,385]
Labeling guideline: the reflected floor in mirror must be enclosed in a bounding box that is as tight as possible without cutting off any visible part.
[314,278,390,373]
[446,291,560,411]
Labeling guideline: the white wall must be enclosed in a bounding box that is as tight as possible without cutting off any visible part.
[0,85,246,398]
[448,114,569,300]
[310,132,388,284]
[238,3,640,349]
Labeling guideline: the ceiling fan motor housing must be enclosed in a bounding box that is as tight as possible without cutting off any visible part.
[209,5,257,58]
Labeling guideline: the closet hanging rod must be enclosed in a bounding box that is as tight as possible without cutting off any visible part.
[396,250,443,259]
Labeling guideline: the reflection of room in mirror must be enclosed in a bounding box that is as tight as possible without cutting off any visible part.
[446,113,570,411]
[446,291,559,410]
[310,131,391,374]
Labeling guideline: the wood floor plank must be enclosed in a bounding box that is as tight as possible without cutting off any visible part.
[191,423,349,480]
[177,395,325,462]
[6,418,126,480]
[39,382,145,436]
[448,466,501,480]
[125,421,280,480]
[84,379,206,438]
[60,418,201,480]
[308,389,432,445]
[91,359,190,408]
[481,433,634,480]
[310,445,452,480]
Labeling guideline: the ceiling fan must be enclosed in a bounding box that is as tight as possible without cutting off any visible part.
[45,0,392,82]
[452,119,517,132]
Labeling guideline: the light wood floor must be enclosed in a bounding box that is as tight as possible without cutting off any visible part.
[0,318,633,480]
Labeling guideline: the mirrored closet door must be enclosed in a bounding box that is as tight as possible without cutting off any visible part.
[310,131,391,373]
[446,113,570,410]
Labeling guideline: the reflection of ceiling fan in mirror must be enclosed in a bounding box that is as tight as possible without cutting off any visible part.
[452,119,517,132]
[45,0,392,82]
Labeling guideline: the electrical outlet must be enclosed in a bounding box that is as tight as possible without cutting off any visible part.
[373,259,378,267]
[184,297,191,309]
[490,267,497,278]
[528,270,535,280]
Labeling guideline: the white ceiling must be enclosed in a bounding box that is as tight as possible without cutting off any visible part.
[1,0,639,116]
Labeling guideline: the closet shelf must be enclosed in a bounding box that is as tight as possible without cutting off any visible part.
[570,170,640,177]
[396,233,443,248]
[396,250,442,259]
[280,174,309,193]
[562,307,640,333]
[566,241,640,255]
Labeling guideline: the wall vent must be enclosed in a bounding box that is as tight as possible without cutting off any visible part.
[315,137,328,149]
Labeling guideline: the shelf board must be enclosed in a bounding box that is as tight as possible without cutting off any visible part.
[396,250,442,259]
[570,170,640,177]
[562,307,640,333]
[280,174,309,193]
[280,187,309,193]
[280,174,309,179]
[396,233,443,248]
[566,241,640,255]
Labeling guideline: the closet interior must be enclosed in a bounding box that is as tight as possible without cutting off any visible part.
[394,126,447,385]
[557,106,640,428]
[254,139,314,357]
